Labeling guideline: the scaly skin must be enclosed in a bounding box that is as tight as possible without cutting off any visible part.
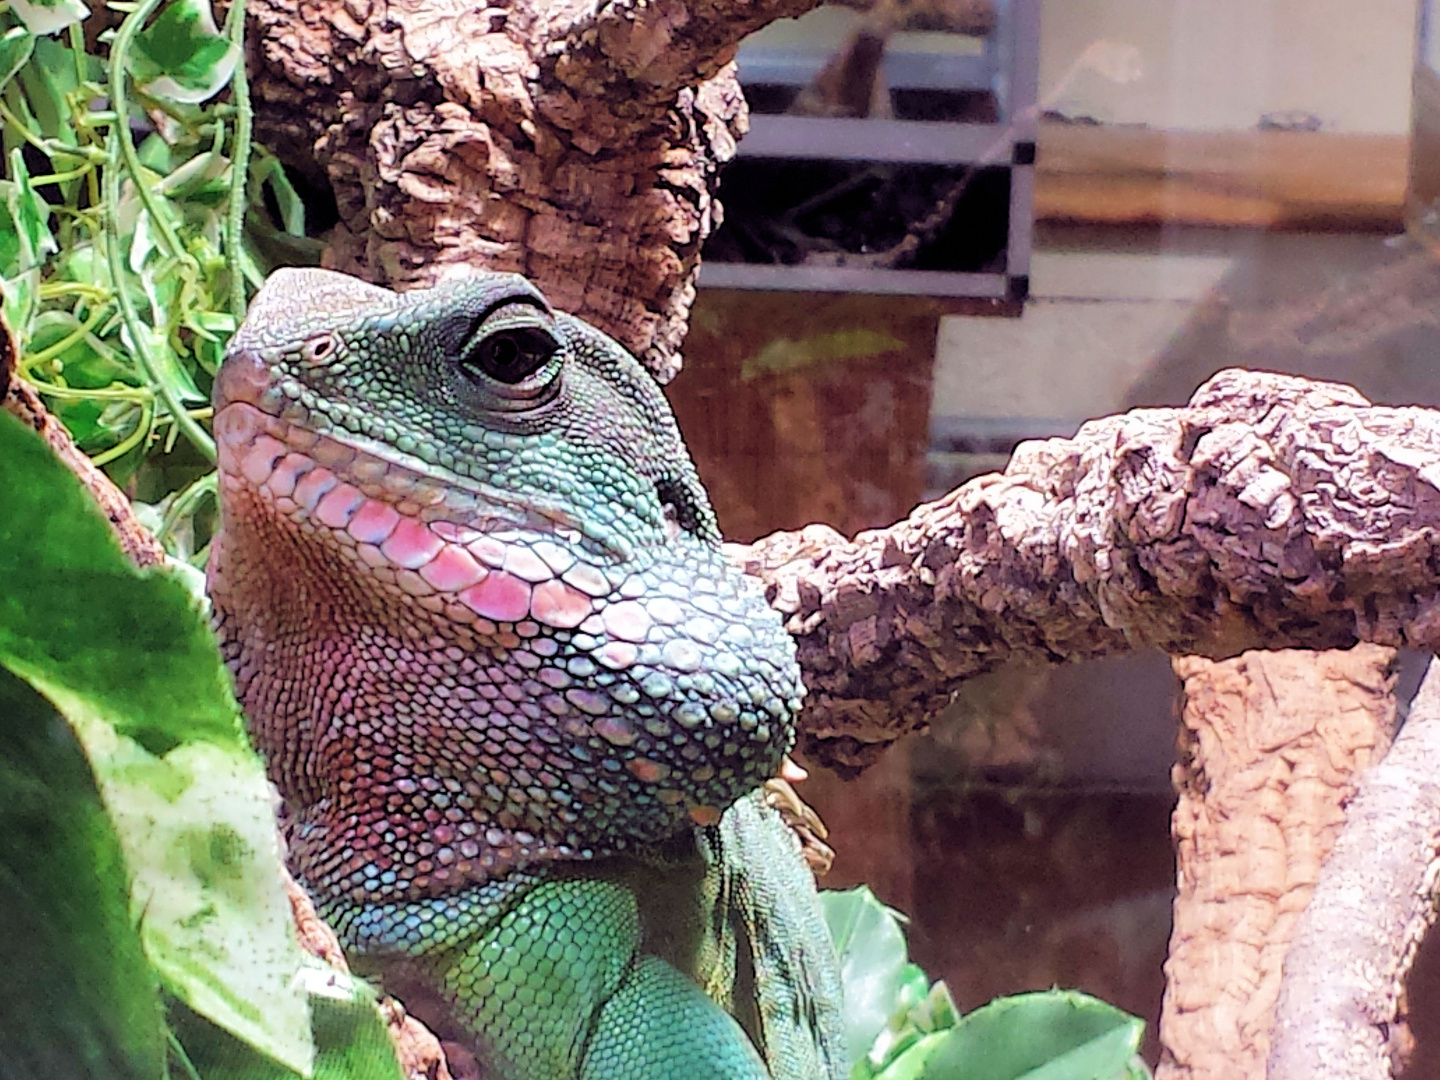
[207,268,845,1079]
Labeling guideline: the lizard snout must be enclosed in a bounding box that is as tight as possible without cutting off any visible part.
[213,344,276,412]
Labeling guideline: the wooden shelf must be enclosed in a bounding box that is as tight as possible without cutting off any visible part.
[1034,124,1408,231]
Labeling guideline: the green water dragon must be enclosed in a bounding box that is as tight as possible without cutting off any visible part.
[206,268,846,1080]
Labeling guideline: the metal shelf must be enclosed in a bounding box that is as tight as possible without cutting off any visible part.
[702,0,1041,300]
[736,44,997,94]
[698,263,1012,297]
[736,116,1021,165]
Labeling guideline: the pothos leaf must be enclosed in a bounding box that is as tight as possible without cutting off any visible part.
[8,0,89,36]
[127,0,238,104]
[0,20,35,92]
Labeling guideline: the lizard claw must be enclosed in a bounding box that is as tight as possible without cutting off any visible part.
[763,776,835,877]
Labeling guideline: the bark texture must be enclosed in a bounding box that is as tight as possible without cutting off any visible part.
[247,0,821,382]
[1158,646,1400,1080]
[1268,656,1440,1080]
[739,368,1440,771]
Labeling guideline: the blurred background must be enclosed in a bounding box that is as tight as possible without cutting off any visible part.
[661,0,1438,1068]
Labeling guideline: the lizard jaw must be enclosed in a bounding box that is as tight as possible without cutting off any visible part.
[215,399,608,633]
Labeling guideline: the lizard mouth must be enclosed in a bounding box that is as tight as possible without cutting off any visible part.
[213,394,616,635]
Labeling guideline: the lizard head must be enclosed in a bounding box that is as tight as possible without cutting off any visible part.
[209,268,804,898]
[214,267,718,563]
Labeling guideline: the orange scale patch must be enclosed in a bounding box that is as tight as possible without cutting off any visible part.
[627,758,669,783]
[687,804,722,827]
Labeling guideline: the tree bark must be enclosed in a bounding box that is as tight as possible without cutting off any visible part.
[1158,646,1400,1080]
[738,368,1440,772]
[246,0,822,382]
[1268,656,1440,1080]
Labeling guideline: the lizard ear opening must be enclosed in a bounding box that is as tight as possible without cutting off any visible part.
[654,475,718,543]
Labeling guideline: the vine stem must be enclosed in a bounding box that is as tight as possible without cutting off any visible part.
[223,0,252,319]
[104,127,216,462]
[88,398,153,466]
[158,470,218,547]
[107,0,196,270]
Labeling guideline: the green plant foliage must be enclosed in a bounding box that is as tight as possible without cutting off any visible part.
[0,410,240,748]
[170,959,404,1080]
[822,886,1152,1080]
[9,0,88,35]
[0,667,166,1080]
[822,885,920,1066]
[921,992,1149,1080]
[0,412,408,1078]
[0,410,311,1073]
[128,0,237,103]
[0,0,314,535]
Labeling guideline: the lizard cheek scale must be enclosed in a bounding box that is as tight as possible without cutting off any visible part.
[207,268,844,1080]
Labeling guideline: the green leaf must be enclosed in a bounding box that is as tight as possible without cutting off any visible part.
[0,21,35,92]
[863,974,961,1077]
[0,147,57,278]
[26,308,133,389]
[128,0,238,104]
[171,960,406,1080]
[0,410,237,748]
[741,328,906,381]
[8,0,89,35]
[253,153,306,237]
[873,1031,950,1080]
[821,886,914,1068]
[0,667,166,1080]
[917,990,1146,1080]
[159,146,231,205]
[2,266,40,341]
[123,315,207,404]
[64,701,317,1077]
[0,412,317,1074]
[15,34,80,148]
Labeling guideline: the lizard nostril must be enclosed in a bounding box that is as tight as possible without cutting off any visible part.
[301,334,337,366]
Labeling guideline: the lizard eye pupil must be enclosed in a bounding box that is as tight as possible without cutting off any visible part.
[465,327,557,385]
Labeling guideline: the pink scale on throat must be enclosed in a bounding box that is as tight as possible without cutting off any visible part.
[529,579,594,629]
[458,571,532,623]
[381,516,444,569]
[348,500,400,544]
[420,545,487,592]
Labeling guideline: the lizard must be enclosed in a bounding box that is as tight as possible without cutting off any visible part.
[205,267,847,1080]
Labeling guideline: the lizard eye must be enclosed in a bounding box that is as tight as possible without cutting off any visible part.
[459,303,559,390]
[467,327,556,384]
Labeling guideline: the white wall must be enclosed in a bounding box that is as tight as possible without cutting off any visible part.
[1040,0,1418,133]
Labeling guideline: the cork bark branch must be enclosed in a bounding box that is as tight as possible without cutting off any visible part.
[1267,654,1440,1080]
[246,0,824,382]
[544,0,822,110]
[737,368,1440,771]
[1158,646,1400,1080]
